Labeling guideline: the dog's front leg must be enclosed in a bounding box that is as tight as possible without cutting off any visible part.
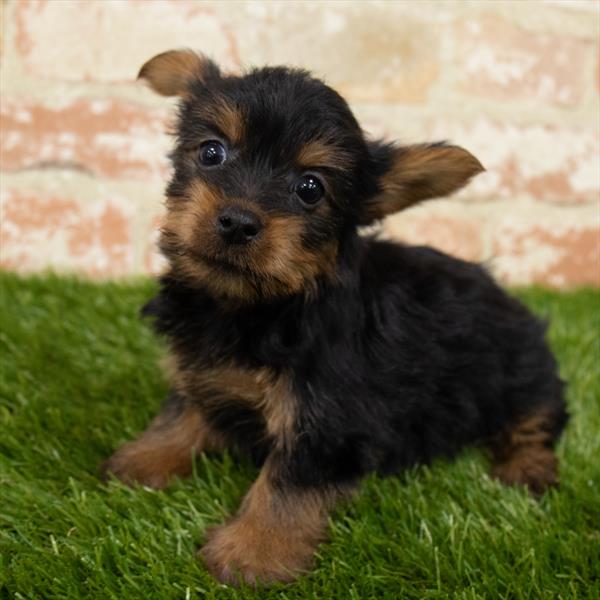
[102,391,223,489]
[200,452,345,586]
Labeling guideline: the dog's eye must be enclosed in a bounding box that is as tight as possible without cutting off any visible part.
[199,141,227,166]
[294,175,324,206]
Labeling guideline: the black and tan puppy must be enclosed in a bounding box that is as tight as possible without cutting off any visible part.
[103,50,568,586]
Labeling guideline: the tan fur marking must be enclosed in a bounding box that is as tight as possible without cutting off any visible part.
[491,410,559,495]
[200,459,343,585]
[160,183,245,298]
[173,362,296,448]
[209,97,244,145]
[493,446,558,496]
[297,140,353,171]
[262,375,296,448]
[102,407,221,489]
[188,93,243,145]
[263,215,338,299]
[138,49,212,97]
[361,144,484,223]
[160,180,338,302]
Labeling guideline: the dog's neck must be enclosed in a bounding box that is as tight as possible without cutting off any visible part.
[146,234,367,370]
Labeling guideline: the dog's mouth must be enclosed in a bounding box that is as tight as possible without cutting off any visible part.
[198,252,249,275]
[190,247,258,278]
[193,248,300,298]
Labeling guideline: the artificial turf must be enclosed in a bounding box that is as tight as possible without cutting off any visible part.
[0,272,598,599]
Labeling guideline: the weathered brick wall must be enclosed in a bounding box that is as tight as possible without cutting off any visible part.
[1,0,598,286]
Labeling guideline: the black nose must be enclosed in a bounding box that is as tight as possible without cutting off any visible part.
[217,207,262,245]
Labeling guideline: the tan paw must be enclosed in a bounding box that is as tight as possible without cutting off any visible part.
[493,446,558,496]
[199,521,313,587]
[101,439,191,489]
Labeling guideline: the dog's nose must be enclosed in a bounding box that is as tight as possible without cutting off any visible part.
[217,207,262,245]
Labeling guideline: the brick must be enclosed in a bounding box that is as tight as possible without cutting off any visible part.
[543,0,600,12]
[382,205,484,263]
[598,46,600,92]
[0,1,5,58]
[428,118,599,204]
[13,0,239,81]
[455,14,590,106]
[0,98,171,180]
[0,188,135,277]
[232,2,441,103]
[492,216,600,287]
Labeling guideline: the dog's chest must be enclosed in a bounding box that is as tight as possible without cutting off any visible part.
[171,360,295,447]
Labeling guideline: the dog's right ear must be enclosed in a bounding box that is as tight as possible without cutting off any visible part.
[358,141,484,224]
[138,49,220,97]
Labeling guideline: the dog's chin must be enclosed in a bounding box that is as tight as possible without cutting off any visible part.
[187,250,307,303]
[182,249,268,302]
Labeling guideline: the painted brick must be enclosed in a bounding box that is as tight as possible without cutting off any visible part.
[598,46,600,92]
[2,0,598,288]
[543,0,600,12]
[0,1,5,58]
[0,98,171,180]
[492,216,600,287]
[383,206,484,263]
[232,2,441,103]
[456,14,590,106]
[13,0,239,81]
[428,118,599,204]
[0,188,136,277]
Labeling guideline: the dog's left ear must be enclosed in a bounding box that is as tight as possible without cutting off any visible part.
[360,141,484,224]
[137,49,220,97]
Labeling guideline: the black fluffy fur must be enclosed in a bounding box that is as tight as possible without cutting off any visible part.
[144,239,567,488]
[135,58,568,492]
[102,51,571,584]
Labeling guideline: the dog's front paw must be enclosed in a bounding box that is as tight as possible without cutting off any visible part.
[200,520,313,587]
[101,440,186,489]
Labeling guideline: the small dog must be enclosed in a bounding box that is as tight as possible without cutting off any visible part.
[103,50,568,586]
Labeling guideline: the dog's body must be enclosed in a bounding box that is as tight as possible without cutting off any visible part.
[103,50,567,586]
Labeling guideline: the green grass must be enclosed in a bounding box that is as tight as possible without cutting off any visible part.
[1,272,599,600]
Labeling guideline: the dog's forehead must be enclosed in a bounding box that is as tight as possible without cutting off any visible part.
[200,70,353,135]
[183,68,364,172]
[236,68,349,120]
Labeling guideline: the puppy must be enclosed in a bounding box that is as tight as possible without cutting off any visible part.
[103,50,568,586]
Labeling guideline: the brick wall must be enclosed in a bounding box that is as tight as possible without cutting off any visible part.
[1,0,598,286]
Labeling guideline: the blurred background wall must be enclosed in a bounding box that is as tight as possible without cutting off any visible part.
[1,0,598,287]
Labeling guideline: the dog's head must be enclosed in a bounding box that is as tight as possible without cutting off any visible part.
[140,50,483,302]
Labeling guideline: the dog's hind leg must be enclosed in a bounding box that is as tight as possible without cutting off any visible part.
[490,399,568,496]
